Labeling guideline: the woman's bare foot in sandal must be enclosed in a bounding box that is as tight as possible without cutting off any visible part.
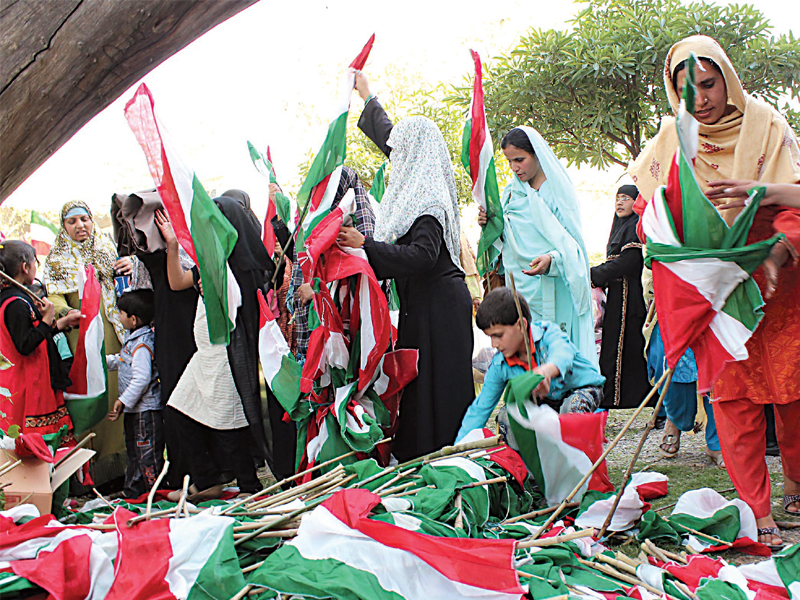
[704,447,725,469]
[188,484,224,502]
[784,477,800,515]
[167,484,199,502]
[756,515,784,550]
[658,420,681,458]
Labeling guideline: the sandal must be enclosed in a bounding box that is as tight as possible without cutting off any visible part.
[704,448,725,469]
[784,494,800,515]
[658,433,680,459]
[757,526,785,551]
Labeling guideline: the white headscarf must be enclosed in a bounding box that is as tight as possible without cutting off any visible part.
[373,116,462,270]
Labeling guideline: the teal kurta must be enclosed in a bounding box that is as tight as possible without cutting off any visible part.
[498,126,597,368]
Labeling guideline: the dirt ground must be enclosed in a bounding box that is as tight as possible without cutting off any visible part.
[602,407,800,563]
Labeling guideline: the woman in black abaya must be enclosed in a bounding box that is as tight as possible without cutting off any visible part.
[590,185,650,409]
[337,72,474,461]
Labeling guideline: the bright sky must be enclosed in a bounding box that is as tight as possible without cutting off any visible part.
[3,0,798,254]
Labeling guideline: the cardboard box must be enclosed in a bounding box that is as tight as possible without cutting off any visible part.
[0,447,95,515]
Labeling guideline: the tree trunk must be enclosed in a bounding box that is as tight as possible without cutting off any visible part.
[0,0,259,202]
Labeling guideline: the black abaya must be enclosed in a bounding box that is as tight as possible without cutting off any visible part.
[364,216,474,461]
[139,250,198,487]
[590,215,650,409]
[358,98,474,460]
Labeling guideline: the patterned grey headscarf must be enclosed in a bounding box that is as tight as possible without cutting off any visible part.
[373,116,462,270]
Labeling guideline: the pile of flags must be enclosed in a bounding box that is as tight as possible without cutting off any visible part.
[2,437,798,600]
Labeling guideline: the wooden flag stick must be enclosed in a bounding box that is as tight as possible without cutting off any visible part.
[220,438,391,515]
[506,271,534,374]
[598,369,674,538]
[144,459,170,520]
[0,270,44,306]
[503,501,580,524]
[523,368,673,541]
[53,432,96,468]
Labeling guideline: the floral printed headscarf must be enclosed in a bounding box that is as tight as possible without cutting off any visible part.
[42,200,123,341]
[374,116,462,269]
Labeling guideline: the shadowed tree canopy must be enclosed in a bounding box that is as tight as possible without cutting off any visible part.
[450,0,800,169]
[0,0,259,202]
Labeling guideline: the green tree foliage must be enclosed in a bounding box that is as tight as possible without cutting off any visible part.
[297,68,495,205]
[450,0,800,169]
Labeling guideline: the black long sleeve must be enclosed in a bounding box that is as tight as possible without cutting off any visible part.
[363,216,442,280]
[591,247,643,288]
[357,99,393,158]
[3,297,50,356]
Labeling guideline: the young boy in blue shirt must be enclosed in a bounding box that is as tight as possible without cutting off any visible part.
[456,288,605,443]
[107,290,162,498]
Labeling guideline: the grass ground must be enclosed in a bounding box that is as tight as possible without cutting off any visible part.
[601,407,799,564]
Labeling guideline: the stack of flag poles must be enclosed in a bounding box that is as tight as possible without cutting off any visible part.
[4,425,796,600]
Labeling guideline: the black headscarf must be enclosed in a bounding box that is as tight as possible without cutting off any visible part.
[215,195,273,279]
[606,185,641,257]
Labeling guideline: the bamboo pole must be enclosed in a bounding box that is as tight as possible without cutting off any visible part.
[0,459,22,479]
[247,465,345,510]
[234,496,328,547]
[174,475,190,518]
[233,520,301,532]
[454,493,464,530]
[53,432,96,468]
[397,435,502,470]
[577,558,677,599]
[460,475,507,490]
[524,368,673,541]
[662,517,731,547]
[372,467,416,495]
[302,473,357,502]
[503,502,580,524]
[378,480,419,497]
[220,438,392,516]
[594,552,639,576]
[385,484,435,498]
[642,540,672,564]
[516,528,593,549]
[92,488,115,511]
[144,460,170,520]
[599,370,675,538]
[232,529,298,540]
[241,560,265,574]
[506,272,534,375]
[0,271,44,306]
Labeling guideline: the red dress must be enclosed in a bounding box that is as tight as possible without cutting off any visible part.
[712,205,800,519]
[0,297,73,435]
[714,205,800,404]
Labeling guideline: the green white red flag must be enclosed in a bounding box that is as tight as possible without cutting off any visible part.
[29,211,58,256]
[64,265,108,434]
[461,49,503,276]
[257,290,304,420]
[103,508,244,600]
[505,370,613,506]
[642,54,782,391]
[294,34,374,246]
[367,161,387,207]
[247,142,293,257]
[249,488,526,600]
[125,83,241,345]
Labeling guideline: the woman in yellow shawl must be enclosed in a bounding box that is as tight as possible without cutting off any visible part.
[630,35,800,549]
[42,200,131,489]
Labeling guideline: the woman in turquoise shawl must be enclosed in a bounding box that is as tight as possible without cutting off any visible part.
[480,127,597,368]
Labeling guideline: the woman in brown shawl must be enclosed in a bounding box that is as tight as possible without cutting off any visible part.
[629,35,800,548]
